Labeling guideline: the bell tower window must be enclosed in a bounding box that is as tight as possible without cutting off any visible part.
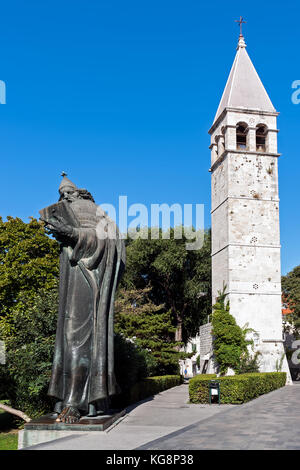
[236,122,248,150]
[256,124,268,152]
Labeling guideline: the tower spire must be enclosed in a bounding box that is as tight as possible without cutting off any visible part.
[211,19,276,125]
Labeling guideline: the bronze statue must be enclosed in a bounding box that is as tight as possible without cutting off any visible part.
[39,174,125,424]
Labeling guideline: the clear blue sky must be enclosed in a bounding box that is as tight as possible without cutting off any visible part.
[0,0,299,274]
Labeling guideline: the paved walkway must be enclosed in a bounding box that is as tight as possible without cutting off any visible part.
[26,383,231,450]
[139,383,300,450]
[26,383,300,450]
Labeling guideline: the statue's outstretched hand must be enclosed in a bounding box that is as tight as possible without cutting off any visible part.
[45,214,74,239]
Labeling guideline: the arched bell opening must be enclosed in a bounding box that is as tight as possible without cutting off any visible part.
[236,122,248,150]
[256,124,268,152]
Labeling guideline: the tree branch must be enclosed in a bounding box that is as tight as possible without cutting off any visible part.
[0,403,31,422]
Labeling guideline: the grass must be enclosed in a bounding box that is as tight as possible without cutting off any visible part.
[0,430,18,450]
[0,401,19,450]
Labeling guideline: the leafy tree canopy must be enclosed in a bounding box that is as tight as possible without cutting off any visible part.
[115,287,186,375]
[282,265,300,330]
[121,228,211,343]
[0,217,59,317]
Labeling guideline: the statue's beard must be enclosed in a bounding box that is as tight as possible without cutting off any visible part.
[63,194,78,202]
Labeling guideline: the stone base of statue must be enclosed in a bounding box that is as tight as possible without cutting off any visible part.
[18,409,125,449]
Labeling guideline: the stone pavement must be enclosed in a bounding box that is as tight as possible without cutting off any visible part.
[24,383,232,450]
[139,383,300,450]
[25,382,300,450]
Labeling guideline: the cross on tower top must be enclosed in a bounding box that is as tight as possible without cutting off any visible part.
[235,16,246,36]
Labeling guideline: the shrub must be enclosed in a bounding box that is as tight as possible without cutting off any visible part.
[236,351,261,375]
[212,286,256,375]
[114,333,158,394]
[128,375,182,405]
[189,372,286,404]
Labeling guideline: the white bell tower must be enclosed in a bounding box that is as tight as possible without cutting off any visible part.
[209,28,291,381]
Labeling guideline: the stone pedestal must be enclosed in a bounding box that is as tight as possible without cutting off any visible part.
[18,410,125,449]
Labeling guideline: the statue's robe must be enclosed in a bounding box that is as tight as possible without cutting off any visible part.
[48,200,125,415]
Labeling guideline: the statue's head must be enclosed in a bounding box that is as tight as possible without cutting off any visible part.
[59,173,95,203]
[59,174,79,202]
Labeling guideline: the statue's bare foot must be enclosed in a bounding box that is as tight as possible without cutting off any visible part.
[55,407,68,422]
[55,406,81,424]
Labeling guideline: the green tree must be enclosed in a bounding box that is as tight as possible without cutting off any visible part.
[121,228,211,343]
[211,286,255,375]
[0,217,59,318]
[0,285,59,417]
[0,216,59,417]
[282,265,300,331]
[115,287,185,375]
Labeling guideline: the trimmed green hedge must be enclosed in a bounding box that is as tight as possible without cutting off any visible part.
[189,372,286,404]
[128,375,182,404]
